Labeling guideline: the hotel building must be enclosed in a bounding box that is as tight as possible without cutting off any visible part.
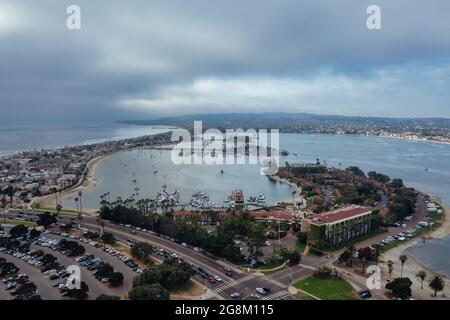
[301,205,379,248]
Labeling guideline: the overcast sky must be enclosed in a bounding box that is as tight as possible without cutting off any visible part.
[1,0,450,123]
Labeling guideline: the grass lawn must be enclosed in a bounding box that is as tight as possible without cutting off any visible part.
[1,219,37,228]
[294,276,359,300]
[296,291,319,300]
[170,280,204,299]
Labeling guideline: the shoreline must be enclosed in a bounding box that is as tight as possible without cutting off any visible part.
[32,143,178,214]
[380,200,450,299]
[280,132,450,146]
[269,175,303,205]
[31,153,112,215]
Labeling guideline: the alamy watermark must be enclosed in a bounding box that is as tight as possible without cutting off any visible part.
[171,121,280,175]
[65,4,381,31]
[366,265,382,290]
[66,265,81,290]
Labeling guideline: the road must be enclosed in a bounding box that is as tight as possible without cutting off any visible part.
[0,273,12,300]
[5,209,298,300]
[5,203,428,301]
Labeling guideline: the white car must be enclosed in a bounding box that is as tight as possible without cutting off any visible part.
[214,276,222,282]
[230,293,240,299]
[256,287,266,295]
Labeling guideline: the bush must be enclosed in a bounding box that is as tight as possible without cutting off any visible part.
[385,278,412,300]
[109,272,124,287]
[313,266,341,280]
[129,284,169,300]
[101,232,115,244]
[133,261,191,291]
[58,239,85,256]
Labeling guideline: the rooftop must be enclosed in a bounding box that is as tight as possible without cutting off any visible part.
[305,205,373,225]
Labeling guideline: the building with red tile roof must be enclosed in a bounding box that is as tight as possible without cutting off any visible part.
[301,205,379,248]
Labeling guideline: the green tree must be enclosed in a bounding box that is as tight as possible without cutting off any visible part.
[385,277,412,300]
[16,282,37,298]
[101,232,115,245]
[429,275,445,297]
[9,224,28,238]
[130,242,153,265]
[391,178,404,189]
[129,284,170,300]
[37,212,57,229]
[29,228,41,239]
[109,272,124,287]
[133,262,190,291]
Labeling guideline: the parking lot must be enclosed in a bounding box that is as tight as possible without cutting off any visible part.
[42,232,137,296]
[0,252,62,300]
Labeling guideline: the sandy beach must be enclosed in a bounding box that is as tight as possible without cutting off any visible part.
[380,202,450,299]
[269,174,303,205]
[32,154,111,215]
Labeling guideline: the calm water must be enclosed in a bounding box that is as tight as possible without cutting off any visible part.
[281,134,450,206]
[61,133,450,210]
[62,149,294,210]
[408,237,450,278]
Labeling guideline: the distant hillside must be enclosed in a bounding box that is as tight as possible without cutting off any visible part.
[118,112,450,137]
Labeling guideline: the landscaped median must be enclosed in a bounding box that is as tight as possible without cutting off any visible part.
[293,276,360,300]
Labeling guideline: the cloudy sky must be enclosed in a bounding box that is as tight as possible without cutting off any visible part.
[1,0,450,123]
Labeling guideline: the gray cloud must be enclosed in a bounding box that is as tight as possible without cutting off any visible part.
[1,0,450,122]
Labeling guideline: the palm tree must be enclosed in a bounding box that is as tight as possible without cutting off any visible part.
[5,185,14,205]
[386,260,394,278]
[416,270,427,289]
[372,243,381,266]
[74,196,83,237]
[74,197,79,213]
[96,216,105,236]
[78,191,83,216]
[429,275,445,297]
[399,254,408,278]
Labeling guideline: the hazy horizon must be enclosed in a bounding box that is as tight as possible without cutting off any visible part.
[1,1,450,123]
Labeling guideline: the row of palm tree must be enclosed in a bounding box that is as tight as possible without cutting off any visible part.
[386,254,446,297]
[99,193,178,215]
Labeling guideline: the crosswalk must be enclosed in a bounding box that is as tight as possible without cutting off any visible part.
[261,275,288,289]
[212,274,255,293]
[261,290,291,300]
[298,263,316,271]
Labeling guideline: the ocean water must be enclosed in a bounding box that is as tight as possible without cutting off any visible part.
[0,122,172,156]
